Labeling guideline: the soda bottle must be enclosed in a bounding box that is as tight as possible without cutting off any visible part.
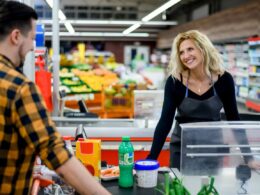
[118,136,134,188]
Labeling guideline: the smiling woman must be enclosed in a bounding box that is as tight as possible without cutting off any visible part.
[146,30,260,171]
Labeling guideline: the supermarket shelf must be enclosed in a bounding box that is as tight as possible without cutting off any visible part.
[245,96,260,112]
[236,64,248,68]
[250,63,260,67]
[245,101,260,112]
[234,72,248,77]
[249,82,260,87]
[247,97,260,103]
[249,73,260,77]
[236,97,246,103]
[249,54,260,58]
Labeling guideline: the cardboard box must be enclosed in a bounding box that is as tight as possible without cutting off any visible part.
[76,139,101,181]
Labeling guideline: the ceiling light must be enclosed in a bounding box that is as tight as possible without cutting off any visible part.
[116,6,122,11]
[162,11,167,20]
[58,10,66,20]
[45,0,53,8]
[122,0,180,35]
[142,0,181,22]
[64,22,75,34]
[45,32,150,37]
[122,23,141,35]
[38,19,177,26]
[45,0,75,34]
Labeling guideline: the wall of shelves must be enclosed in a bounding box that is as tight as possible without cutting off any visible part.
[216,37,260,111]
[246,37,260,110]
[215,42,249,101]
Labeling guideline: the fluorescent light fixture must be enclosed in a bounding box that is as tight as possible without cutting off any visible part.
[58,10,66,20]
[122,0,181,35]
[45,0,75,34]
[122,23,141,35]
[45,0,53,8]
[45,32,150,37]
[142,0,181,22]
[38,19,177,26]
[64,22,75,34]
[66,20,178,26]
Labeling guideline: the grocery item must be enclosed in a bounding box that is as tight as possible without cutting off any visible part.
[156,173,191,195]
[118,136,134,188]
[76,139,101,181]
[101,166,120,181]
[101,166,120,178]
[134,160,159,188]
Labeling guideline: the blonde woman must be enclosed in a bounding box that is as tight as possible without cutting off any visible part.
[147,30,260,172]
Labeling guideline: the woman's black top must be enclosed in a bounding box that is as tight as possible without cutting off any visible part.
[147,71,240,160]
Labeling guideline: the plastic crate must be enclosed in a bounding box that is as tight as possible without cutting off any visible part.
[101,84,135,118]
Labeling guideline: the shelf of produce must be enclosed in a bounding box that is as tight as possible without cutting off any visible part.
[100,110,133,119]
[101,84,135,119]
[236,97,246,103]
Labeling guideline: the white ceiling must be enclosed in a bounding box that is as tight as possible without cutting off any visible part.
[36,0,180,41]
[34,0,251,41]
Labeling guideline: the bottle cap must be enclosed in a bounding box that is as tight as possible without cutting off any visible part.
[122,136,130,141]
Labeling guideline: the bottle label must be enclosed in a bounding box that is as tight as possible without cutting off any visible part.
[119,152,134,165]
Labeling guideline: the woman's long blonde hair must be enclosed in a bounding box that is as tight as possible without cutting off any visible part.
[168,30,224,78]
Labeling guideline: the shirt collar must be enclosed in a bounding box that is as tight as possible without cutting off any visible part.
[0,53,16,69]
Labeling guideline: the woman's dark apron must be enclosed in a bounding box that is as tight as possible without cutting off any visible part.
[170,75,223,170]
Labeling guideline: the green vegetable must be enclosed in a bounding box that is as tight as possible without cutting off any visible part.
[197,177,219,195]
[156,173,191,195]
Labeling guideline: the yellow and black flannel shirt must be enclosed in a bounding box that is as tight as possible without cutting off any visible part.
[0,54,72,194]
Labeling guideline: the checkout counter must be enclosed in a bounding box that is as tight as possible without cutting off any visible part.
[101,173,166,195]
[52,117,171,166]
[51,118,260,194]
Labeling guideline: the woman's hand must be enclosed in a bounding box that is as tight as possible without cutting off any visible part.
[248,160,260,169]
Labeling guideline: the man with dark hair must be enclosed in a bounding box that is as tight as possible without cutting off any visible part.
[0,1,110,194]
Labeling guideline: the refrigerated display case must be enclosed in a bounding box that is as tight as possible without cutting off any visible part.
[178,121,260,194]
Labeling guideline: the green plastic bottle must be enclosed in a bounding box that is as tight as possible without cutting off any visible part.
[118,136,134,188]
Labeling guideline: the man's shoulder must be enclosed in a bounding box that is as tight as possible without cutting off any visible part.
[0,63,30,86]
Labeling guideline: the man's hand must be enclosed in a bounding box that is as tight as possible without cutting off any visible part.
[32,173,54,187]
[33,173,44,180]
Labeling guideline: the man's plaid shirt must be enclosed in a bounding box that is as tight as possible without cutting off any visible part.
[0,54,72,194]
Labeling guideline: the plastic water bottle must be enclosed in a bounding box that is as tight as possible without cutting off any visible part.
[118,136,134,188]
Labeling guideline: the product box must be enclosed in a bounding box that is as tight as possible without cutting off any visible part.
[76,139,101,181]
